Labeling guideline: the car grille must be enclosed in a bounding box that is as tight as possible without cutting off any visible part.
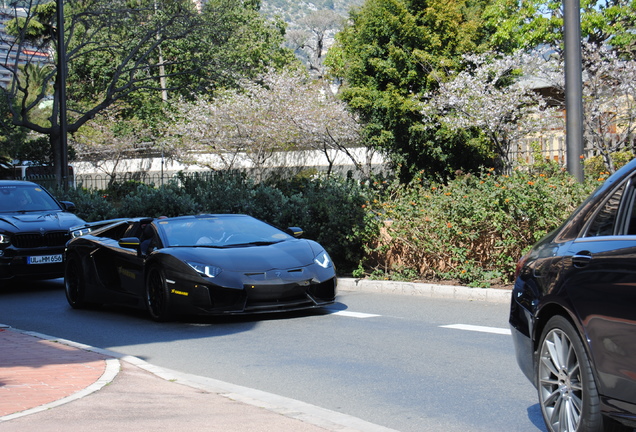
[245,282,308,303]
[13,231,71,248]
[244,277,337,305]
[308,278,337,300]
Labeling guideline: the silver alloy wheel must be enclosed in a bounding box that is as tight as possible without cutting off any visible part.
[538,327,583,432]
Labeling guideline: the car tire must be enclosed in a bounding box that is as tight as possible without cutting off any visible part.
[64,253,89,309]
[537,315,603,432]
[145,266,173,322]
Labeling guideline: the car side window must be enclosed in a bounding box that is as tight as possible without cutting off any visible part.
[585,184,625,237]
[140,224,161,255]
[123,223,142,239]
[625,185,636,235]
[99,223,129,241]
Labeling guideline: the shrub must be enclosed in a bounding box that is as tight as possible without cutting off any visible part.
[55,187,119,221]
[584,152,633,179]
[106,180,148,200]
[117,182,202,217]
[358,165,596,287]
[271,176,374,273]
[179,171,292,223]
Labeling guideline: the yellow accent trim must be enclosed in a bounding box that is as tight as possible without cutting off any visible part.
[118,267,136,280]
[170,289,189,296]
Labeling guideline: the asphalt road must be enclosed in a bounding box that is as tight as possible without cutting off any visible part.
[0,279,546,432]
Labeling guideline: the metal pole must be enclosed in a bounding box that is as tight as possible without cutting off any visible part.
[564,0,584,182]
[57,0,69,190]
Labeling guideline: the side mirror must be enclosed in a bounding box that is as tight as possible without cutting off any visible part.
[286,227,304,238]
[119,237,140,250]
[60,201,77,213]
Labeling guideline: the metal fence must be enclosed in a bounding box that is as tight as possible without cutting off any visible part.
[512,136,568,166]
[11,136,635,191]
[73,162,392,190]
[76,171,180,190]
[512,134,635,167]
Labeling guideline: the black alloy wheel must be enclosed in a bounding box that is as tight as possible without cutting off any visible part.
[65,253,88,309]
[145,266,173,322]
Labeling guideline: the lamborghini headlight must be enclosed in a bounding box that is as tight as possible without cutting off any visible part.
[71,227,92,238]
[187,262,222,278]
[314,251,332,269]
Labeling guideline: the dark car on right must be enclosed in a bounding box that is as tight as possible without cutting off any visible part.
[511,158,636,432]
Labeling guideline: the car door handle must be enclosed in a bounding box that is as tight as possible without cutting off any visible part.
[572,251,592,268]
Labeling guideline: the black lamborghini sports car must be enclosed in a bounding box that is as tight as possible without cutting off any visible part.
[64,214,337,320]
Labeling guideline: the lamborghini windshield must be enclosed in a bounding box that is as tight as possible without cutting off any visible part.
[154,215,292,247]
[0,184,61,213]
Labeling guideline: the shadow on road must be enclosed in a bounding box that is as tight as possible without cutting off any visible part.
[0,278,347,355]
[527,404,547,431]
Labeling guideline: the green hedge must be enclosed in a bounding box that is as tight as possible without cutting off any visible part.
[356,164,597,286]
[57,166,601,286]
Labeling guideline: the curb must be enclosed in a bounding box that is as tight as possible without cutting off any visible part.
[132,363,400,432]
[337,277,512,304]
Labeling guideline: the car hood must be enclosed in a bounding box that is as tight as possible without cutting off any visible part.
[0,211,86,233]
[167,239,321,272]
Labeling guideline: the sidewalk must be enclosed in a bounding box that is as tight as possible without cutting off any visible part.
[0,280,509,431]
[0,324,397,432]
[0,327,111,419]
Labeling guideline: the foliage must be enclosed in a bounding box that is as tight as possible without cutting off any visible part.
[425,41,636,175]
[584,152,633,180]
[54,186,119,221]
[271,175,374,271]
[325,0,494,182]
[162,69,364,179]
[117,182,202,218]
[579,44,636,173]
[356,162,595,287]
[260,0,363,19]
[177,171,281,217]
[0,0,295,181]
[512,42,636,175]
[284,9,345,77]
[425,50,563,172]
[483,0,636,55]
[70,106,155,186]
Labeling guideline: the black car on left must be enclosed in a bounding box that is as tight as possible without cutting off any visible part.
[64,214,337,321]
[0,180,85,280]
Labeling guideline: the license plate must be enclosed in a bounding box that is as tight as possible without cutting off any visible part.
[28,254,63,264]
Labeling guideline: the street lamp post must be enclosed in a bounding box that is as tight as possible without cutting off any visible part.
[564,0,584,182]
[56,0,68,190]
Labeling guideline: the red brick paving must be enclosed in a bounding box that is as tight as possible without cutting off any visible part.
[0,328,109,417]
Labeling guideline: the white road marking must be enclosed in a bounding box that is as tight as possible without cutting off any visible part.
[440,324,511,335]
[328,310,381,318]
